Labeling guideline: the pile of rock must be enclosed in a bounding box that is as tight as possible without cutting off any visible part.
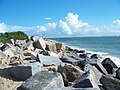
[0,36,119,90]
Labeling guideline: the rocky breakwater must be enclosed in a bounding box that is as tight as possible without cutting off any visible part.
[0,36,120,90]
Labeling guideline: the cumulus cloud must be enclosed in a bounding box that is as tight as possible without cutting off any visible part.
[0,13,120,37]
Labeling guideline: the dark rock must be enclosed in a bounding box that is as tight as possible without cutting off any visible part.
[0,62,43,81]
[116,67,120,80]
[72,70,99,89]
[79,54,87,59]
[21,72,64,90]
[91,54,101,59]
[102,58,118,74]
[74,49,85,53]
[58,64,84,86]
[100,75,120,90]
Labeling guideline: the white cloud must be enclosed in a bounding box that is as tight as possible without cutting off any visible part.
[45,17,51,20]
[113,20,120,26]
[0,13,120,37]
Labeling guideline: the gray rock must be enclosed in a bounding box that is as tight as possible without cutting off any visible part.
[51,88,99,90]
[56,43,66,52]
[100,75,120,90]
[79,54,87,59]
[30,36,40,42]
[21,72,64,90]
[15,40,26,48]
[33,37,46,50]
[116,67,120,80]
[87,58,108,75]
[0,62,43,81]
[72,70,99,89]
[84,64,102,84]
[102,58,118,74]
[31,52,63,66]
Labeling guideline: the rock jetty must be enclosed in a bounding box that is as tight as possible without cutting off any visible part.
[0,36,120,90]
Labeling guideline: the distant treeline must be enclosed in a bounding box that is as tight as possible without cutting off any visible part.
[0,31,28,43]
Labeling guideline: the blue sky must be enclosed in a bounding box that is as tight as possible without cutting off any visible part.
[0,0,120,37]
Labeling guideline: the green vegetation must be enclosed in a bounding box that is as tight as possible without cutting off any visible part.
[0,31,28,43]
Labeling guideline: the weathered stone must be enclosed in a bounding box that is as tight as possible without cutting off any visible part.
[45,40,57,53]
[91,54,101,59]
[84,64,102,84]
[0,42,4,48]
[116,67,120,80]
[87,58,108,75]
[15,40,26,48]
[22,40,34,51]
[0,50,8,64]
[21,72,64,90]
[102,58,118,74]
[31,52,63,66]
[0,62,43,81]
[3,49,15,57]
[1,43,14,51]
[100,75,120,90]
[72,70,99,89]
[7,39,14,45]
[30,36,40,41]
[56,43,66,52]
[58,64,84,86]
[33,37,46,50]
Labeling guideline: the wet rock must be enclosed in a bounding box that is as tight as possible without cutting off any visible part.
[116,67,120,80]
[58,64,84,86]
[74,49,85,53]
[0,62,43,81]
[100,75,120,90]
[33,37,46,50]
[21,72,64,90]
[79,54,87,59]
[102,58,118,74]
[72,70,99,89]
[91,54,101,59]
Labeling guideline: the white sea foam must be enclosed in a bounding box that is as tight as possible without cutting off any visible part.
[68,45,120,67]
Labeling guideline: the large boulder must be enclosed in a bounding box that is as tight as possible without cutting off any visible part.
[116,67,120,80]
[0,50,8,64]
[45,40,57,53]
[3,48,15,57]
[58,64,84,86]
[102,58,118,74]
[31,52,63,66]
[87,58,108,75]
[0,62,43,81]
[15,40,26,48]
[100,75,120,90]
[33,37,46,50]
[72,70,99,89]
[30,36,40,42]
[79,54,88,59]
[84,64,102,84]
[21,72,64,90]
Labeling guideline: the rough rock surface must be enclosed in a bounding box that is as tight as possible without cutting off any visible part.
[72,70,99,89]
[0,62,43,81]
[102,58,118,74]
[21,72,64,90]
[58,64,84,86]
[116,67,120,80]
[100,75,120,90]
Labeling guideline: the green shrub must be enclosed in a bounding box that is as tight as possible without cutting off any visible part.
[0,31,28,43]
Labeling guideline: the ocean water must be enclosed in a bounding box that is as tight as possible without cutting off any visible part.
[50,36,120,59]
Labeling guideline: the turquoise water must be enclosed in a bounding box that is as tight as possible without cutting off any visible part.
[50,36,120,58]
